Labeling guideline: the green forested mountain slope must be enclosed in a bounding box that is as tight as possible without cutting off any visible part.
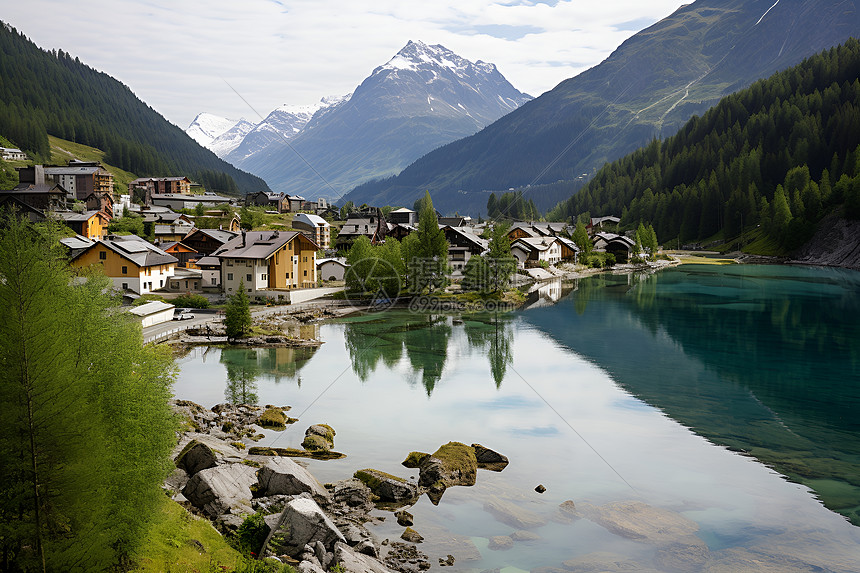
[344,0,860,215]
[0,23,269,195]
[549,39,860,252]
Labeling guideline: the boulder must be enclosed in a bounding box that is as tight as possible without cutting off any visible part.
[401,527,424,543]
[483,496,547,529]
[471,443,509,471]
[401,451,429,468]
[302,434,332,452]
[333,541,398,573]
[182,464,258,518]
[418,442,477,489]
[395,510,414,526]
[262,493,346,558]
[174,439,217,475]
[306,424,335,445]
[354,469,419,503]
[329,478,374,510]
[256,457,329,500]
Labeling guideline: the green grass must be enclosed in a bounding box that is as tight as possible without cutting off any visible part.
[131,495,245,572]
[48,134,138,189]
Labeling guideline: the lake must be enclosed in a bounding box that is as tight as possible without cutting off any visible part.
[173,264,860,572]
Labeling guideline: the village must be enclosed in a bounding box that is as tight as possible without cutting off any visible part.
[0,157,651,328]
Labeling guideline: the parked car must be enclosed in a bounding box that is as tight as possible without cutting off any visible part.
[173,308,195,320]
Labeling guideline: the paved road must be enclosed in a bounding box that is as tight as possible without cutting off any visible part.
[141,288,349,344]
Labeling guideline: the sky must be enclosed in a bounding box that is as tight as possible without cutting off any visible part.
[4,1,686,130]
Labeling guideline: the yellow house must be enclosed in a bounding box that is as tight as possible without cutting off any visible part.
[215,230,319,298]
[54,210,111,240]
[70,236,178,294]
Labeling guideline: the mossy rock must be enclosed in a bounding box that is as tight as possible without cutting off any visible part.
[302,434,331,452]
[256,408,295,430]
[230,441,246,450]
[174,439,217,476]
[402,451,429,468]
[354,469,418,502]
[247,446,346,460]
[418,441,477,489]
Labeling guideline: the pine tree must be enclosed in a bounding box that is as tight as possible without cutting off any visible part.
[225,279,252,340]
[485,222,517,292]
[408,191,449,293]
[0,217,176,571]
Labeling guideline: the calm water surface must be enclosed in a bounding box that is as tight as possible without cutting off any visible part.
[173,264,860,572]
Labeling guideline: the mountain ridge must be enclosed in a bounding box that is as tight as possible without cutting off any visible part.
[343,0,860,215]
[230,40,532,200]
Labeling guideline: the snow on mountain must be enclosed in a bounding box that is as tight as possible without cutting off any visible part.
[225,95,349,162]
[233,40,531,199]
[207,119,256,158]
[185,113,242,147]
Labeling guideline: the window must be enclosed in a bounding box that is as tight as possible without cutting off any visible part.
[227,260,233,266]
[121,283,128,290]
[303,270,307,276]
[122,266,127,274]
[98,250,107,260]
[246,274,252,282]
[303,256,308,262]
[261,274,267,281]
[211,278,217,285]
[227,273,233,281]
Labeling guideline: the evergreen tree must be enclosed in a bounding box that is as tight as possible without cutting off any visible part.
[0,217,176,571]
[408,191,449,292]
[571,221,592,255]
[485,222,517,292]
[225,279,252,340]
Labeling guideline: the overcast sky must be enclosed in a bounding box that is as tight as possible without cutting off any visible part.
[4,1,685,129]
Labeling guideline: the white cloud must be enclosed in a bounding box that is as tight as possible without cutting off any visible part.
[3,0,684,128]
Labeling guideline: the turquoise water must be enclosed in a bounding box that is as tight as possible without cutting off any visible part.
[173,265,860,571]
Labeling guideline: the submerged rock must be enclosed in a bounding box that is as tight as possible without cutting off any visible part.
[483,496,547,529]
[560,551,651,572]
[488,535,513,550]
[576,501,699,545]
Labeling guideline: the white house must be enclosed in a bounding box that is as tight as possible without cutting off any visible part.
[292,212,331,249]
[510,237,562,267]
[317,258,348,281]
[127,301,175,328]
[0,147,28,161]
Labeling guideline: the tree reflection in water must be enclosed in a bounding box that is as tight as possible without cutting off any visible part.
[342,311,514,394]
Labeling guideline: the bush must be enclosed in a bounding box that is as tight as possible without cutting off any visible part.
[232,513,269,557]
[132,294,167,306]
[172,294,210,309]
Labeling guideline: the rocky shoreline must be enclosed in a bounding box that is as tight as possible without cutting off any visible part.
[167,400,513,573]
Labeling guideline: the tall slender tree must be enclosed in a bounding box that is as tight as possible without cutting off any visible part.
[0,216,176,571]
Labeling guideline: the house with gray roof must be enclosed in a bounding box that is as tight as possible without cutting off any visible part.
[69,235,177,294]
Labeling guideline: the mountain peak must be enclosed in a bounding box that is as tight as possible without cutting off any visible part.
[379,40,476,76]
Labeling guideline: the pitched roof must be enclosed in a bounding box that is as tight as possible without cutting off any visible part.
[194,256,221,267]
[6,183,66,194]
[215,230,311,260]
[293,213,329,227]
[73,237,177,267]
[512,236,561,252]
[184,228,237,243]
[128,301,175,317]
[53,209,108,222]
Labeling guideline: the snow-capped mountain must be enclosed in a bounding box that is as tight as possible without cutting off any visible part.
[207,119,256,158]
[233,40,531,199]
[185,113,243,148]
[225,97,349,163]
